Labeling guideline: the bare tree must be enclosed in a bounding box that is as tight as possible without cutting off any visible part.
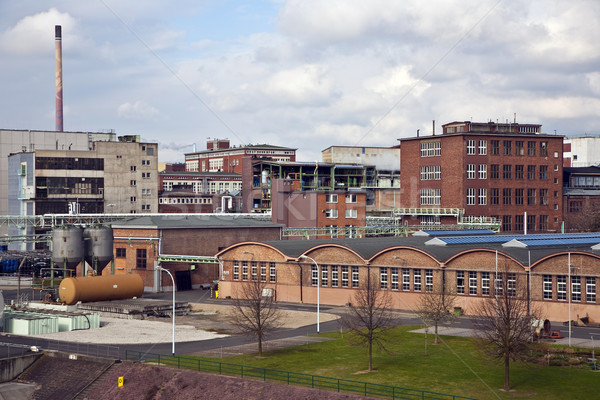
[228,279,283,356]
[472,269,538,391]
[341,271,394,371]
[416,279,457,344]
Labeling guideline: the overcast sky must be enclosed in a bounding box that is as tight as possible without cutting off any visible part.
[1,1,599,162]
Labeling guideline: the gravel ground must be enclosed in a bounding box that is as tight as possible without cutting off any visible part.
[29,302,340,344]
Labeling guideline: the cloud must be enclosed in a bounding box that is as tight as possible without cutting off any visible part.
[117,101,161,120]
[0,8,77,55]
[263,64,334,106]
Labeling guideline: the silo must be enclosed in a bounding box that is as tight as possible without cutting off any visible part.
[51,227,84,269]
[83,226,114,271]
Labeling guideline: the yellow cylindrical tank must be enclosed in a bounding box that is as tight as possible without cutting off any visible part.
[59,274,144,305]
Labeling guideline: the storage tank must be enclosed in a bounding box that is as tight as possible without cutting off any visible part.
[51,227,84,269]
[83,226,114,270]
[59,274,144,305]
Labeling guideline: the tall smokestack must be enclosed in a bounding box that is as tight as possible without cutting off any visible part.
[55,25,63,131]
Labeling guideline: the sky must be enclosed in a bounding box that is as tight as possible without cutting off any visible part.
[1,0,600,163]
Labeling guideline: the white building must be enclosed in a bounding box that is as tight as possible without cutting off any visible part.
[564,136,600,167]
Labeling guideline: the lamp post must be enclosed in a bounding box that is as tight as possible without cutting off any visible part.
[157,265,175,355]
[300,255,320,334]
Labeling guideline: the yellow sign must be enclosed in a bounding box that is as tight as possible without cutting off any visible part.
[118,376,124,387]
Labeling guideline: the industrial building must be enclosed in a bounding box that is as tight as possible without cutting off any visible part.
[398,121,564,232]
[563,166,600,231]
[216,231,600,323]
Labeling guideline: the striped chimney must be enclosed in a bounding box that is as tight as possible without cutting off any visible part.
[55,25,63,131]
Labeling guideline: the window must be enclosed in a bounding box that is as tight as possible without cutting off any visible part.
[540,189,548,205]
[467,188,475,205]
[587,277,596,303]
[130,180,136,186]
[331,266,339,287]
[478,140,487,155]
[414,269,422,291]
[515,165,524,180]
[345,209,357,218]
[130,165,137,172]
[469,271,477,295]
[502,215,512,231]
[142,172,151,179]
[391,268,399,290]
[402,268,410,291]
[260,262,267,282]
[515,214,524,231]
[425,270,433,292]
[380,267,388,289]
[507,273,516,297]
[481,272,490,296]
[491,140,500,155]
[342,266,349,287]
[326,194,338,203]
[527,215,536,232]
[502,188,511,205]
[503,165,512,179]
[490,164,499,179]
[242,261,248,281]
[467,140,476,155]
[543,275,552,300]
[116,248,126,258]
[503,140,512,156]
[515,188,524,205]
[495,273,503,296]
[540,141,548,157]
[251,261,257,281]
[557,276,566,300]
[130,196,137,202]
[345,194,357,203]
[572,276,581,302]
[527,188,536,205]
[269,262,276,283]
[352,266,359,288]
[539,165,548,180]
[420,141,441,157]
[420,188,441,205]
[456,271,465,294]
[420,165,441,180]
[311,264,319,286]
[478,188,487,205]
[325,209,338,218]
[136,249,147,269]
[467,164,476,179]
[527,141,536,156]
[233,261,240,280]
[478,164,487,179]
[490,188,499,205]
[527,165,536,180]
[317,265,326,287]
[516,141,524,155]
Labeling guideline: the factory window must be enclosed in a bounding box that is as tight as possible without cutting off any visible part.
[312,264,318,286]
[527,165,536,180]
[502,188,512,205]
[516,141,524,156]
[466,188,475,205]
[380,267,388,289]
[478,140,487,155]
[233,261,239,280]
[572,276,581,302]
[503,165,512,179]
[269,262,276,283]
[341,266,349,288]
[539,165,548,180]
[242,261,248,281]
[540,189,548,205]
[325,209,338,218]
[527,189,536,205]
[515,165,524,180]
[456,271,465,294]
[515,214,524,231]
[425,270,433,292]
[331,266,339,287]
[414,269,422,291]
[543,275,552,300]
[402,268,410,291]
[527,215,536,232]
[321,266,328,287]
[391,267,399,290]
[557,276,566,300]
[130,166,136,172]
[502,215,512,231]
[490,188,499,205]
[507,273,516,297]
[528,141,536,156]
[326,194,338,203]
[146,147,154,156]
[478,188,487,205]
[540,141,548,157]
[503,140,512,156]
[478,164,487,179]
[469,271,477,295]
[467,164,476,179]
[494,273,503,296]
[260,262,267,282]
[136,249,147,269]
[481,272,490,296]
[490,140,500,155]
[587,277,596,303]
[251,261,257,281]
[352,266,359,288]
[116,248,126,258]
[515,189,524,205]
[490,164,499,179]
[467,140,476,155]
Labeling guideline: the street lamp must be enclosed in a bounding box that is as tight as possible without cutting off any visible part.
[157,265,176,355]
[300,255,320,334]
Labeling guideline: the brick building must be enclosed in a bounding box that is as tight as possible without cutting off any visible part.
[109,215,283,292]
[399,121,564,232]
[184,139,296,174]
[563,166,600,231]
[216,231,600,322]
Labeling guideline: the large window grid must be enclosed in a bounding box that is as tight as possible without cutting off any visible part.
[516,141,524,156]
[572,276,581,302]
[478,188,487,205]
[467,140,476,155]
[402,268,410,291]
[478,164,487,179]
[527,165,536,180]
[490,164,499,179]
[380,268,388,289]
[251,261,257,281]
[481,272,490,296]
[503,165,512,179]
[342,266,349,288]
[269,262,276,283]
[491,140,500,155]
[456,271,465,294]
[233,261,240,280]
[543,275,552,300]
[352,266,359,288]
[425,270,433,292]
[557,276,566,300]
[420,141,441,157]
[527,141,536,156]
[331,266,339,287]
[321,266,328,287]
[490,188,499,205]
[539,165,548,180]
[414,269,422,292]
[515,165,524,180]
[260,262,267,282]
[467,188,475,205]
[469,271,477,295]
[503,188,512,205]
[507,273,516,297]
[478,140,487,155]
[503,140,512,156]
[420,189,441,206]
[391,268,399,290]
[311,265,318,286]
[467,164,476,179]
[587,277,596,303]
[420,165,441,180]
[242,261,248,281]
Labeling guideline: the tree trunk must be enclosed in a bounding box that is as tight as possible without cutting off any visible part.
[504,354,510,391]
[368,339,373,371]
[434,322,439,344]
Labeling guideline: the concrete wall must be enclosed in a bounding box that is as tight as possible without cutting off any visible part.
[0,353,41,382]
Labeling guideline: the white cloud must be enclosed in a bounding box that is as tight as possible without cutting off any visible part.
[117,101,161,120]
[263,64,334,106]
[0,8,77,55]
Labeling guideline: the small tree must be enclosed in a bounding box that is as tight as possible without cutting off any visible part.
[472,268,538,391]
[416,279,457,344]
[228,279,283,356]
[341,270,394,371]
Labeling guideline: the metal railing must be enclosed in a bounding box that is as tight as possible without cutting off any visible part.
[125,350,477,400]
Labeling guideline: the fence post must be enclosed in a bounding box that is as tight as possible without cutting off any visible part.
[364,382,367,396]
[312,375,314,388]
[337,379,340,392]
[158,354,161,366]
[219,362,222,375]
[241,366,244,378]
[263,369,266,381]
[287,371,290,384]
[178,357,181,369]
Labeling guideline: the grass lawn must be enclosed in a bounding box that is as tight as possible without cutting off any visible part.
[199,326,599,400]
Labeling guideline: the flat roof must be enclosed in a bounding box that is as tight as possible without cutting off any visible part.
[111,215,283,230]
